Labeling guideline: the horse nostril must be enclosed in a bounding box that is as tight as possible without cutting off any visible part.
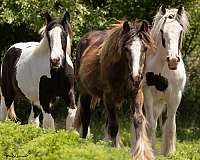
[50,57,60,65]
[166,56,170,62]
[176,56,180,62]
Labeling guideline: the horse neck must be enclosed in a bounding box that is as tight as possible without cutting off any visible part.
[146,45,167,74]
[35,35,50,54]
[146,44,185,78]
[101,53,129,84]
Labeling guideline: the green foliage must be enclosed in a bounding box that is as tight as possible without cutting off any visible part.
[0,1,200,158]
[0,120,199,160]
[0,121,130,160]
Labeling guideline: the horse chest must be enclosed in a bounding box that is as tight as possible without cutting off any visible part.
[106,61,129,91]
[15,48,51,104]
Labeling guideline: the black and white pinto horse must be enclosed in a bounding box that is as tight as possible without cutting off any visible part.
[0,11,76,129]
[144,5,189,156]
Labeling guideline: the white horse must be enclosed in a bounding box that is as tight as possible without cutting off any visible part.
[144,5,189,156]
[0,11,76,129]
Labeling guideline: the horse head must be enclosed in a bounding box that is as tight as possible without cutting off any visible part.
[42,11,72,69]
[152,5,189,70]
[120,20,153,85]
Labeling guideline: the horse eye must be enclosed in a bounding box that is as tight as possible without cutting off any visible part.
[168,14,174,19]
[143,46,147,52]
[124,47,129,52]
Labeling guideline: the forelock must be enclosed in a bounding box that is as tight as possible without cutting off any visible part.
[151,7,189,45]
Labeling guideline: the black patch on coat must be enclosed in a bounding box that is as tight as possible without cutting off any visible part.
[146,72,168,91]
[1,47,25,108]
[39,63,75,114]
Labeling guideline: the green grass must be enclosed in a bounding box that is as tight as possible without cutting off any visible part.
[0,120,199,160]
[0,104,199,160]
[0,121,130,160]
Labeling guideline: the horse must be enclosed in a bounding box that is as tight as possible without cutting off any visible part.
[0,11,76,129]
[74,20,155,160]
[144,5,189,156]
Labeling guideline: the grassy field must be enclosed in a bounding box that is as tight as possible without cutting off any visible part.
[0,120,199,160]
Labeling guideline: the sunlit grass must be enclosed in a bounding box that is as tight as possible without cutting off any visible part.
[0,119,199,160]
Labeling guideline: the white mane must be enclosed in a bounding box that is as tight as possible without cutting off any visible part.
[38,25,46,36]
[151,7,189,46]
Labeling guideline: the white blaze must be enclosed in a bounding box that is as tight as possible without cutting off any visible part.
[49,27,64,62]
[163,20,183,58]
[130,38,142,77]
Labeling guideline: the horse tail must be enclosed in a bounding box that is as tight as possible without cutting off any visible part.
[131,89,154,160]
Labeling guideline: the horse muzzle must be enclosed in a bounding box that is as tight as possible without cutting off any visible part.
[50,57,61,69]
[131,74,143,87]
[166,56,180,70]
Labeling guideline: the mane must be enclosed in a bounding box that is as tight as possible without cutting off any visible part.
[99,21,124,65]
[39,25,46,36]
[38,17,73,38]
[151,8,189,45]
[100,21,154,76]
[37,17,73,56]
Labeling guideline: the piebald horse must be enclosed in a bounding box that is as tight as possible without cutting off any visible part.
[74,21,155,160]
[0,11,76,129]
[144,5,189,156]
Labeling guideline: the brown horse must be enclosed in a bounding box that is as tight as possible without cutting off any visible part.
[74,21,154,160]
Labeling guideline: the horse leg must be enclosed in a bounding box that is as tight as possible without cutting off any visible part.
[0,89,16,122]
[103,92,119,148]
[40,98,54,129]
[144,87,156,151]
[131,89,154,160]
[73,96,82,131]
[79,94,91,138]
[68,88,76,109]
[65,87,77,130]
[104,116,121,147]
[28,104,41,128]
[66,107,77,130]
[7,102,17,121]
[42,108,54,129]
[161,91,182,156]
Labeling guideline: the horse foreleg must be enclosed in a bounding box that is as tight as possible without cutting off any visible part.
[68,88,76,109]
[7,102,17,121]
[66,107,77,130]
[65,87,77,130]
[28,104,41,128]
[161,91,181,156]
[131,89,154,160]
[103,92,119,148]
[41,101,55,129]
[144,87,156,151]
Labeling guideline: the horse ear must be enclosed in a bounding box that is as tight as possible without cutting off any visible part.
[177,5,184,15]
[42,11,52,24]
[63,11,70,22]
[140,20,149,32]
[159,6,166,15]
[123,21,130,33]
